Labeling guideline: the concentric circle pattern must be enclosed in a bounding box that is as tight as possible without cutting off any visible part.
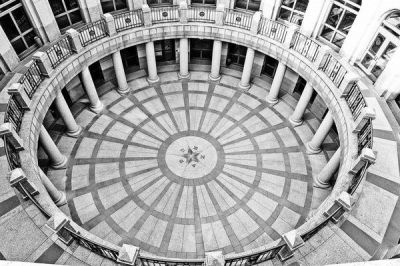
[64,73,337,259]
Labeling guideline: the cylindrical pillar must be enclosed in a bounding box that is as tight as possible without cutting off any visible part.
[39,169,67,206]
[209,40,222,81]
[112,50,130,94]
[238,48,255,90]
[314,148,341,188]
[289,83,314,126]
[39,125,67,169]
[178,38,190,79]
[266,61,286,104]
[306,111,334,154]
[145,41,160,83]
[81,66,104,113]
[54,92,82,137]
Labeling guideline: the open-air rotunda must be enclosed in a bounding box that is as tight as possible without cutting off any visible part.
[0,0,400,265]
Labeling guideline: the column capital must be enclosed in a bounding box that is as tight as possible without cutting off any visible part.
[205,251,225,266]
[32,52,53,77]
[283,24,299,49]
[66,29,83,53]
[142,4,152,27]
[179,0,188,23]
[215,4,225,26]
[7,83,31,110]
[117,244,140,265]
[0,123,24,151]
[353,107,375,133]
[250,11,262,34]
[102,13,117,36]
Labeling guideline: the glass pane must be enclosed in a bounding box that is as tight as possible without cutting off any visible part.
[0,14,19,40]
[56,15,70,29]
[326,5,343,28]
[161,0,173,4]
[101,0,115,13]
[191,0,203,3]
[24,30,36,46]
[332,32,345,47]
[49,0,66,15]
[115,0,127,10]
[66,0,80,10]
[204,0,216,5]
[281,0,294,8]
[278,8,291,21]
[147,0,158,6]
[371,65,383,78]
[12,7,32,33]
[70,10,82,24]
[338,10,356,34]
[320,26,334,42]
[291,12,304,25]
[235,0,248,9]
[294,0,308,12]
[361,53,373,68]
[385,12,400,31]
[247,0,261,11]
[11,38,26,55]
[369,34,385,55]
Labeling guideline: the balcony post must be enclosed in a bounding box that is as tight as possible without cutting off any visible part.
[145,41,160,83]
[278,230,304,261]
[102,13,117,37]
[39,125,68,169]
[38,168,67,206]
[314,148,341,188]
[178,38,190,79]
[66,29,83,53]
[314,45,330,69]
[250,11,262,34]
[205,251,225,266]
[289,83,314,126]
[117,244,140,265]
[54,91,82,137]
[306,110,334,154]
[339,72,360,97]
[179,0,188,23]
[266,61,286,104]
[142,4,152,27]
[209,40,222,81]
[238,48,255,90]
[112,50,130,94]
[215,4,225,26]
[283,25,298,49]
[7,83,31,110]
[353,107,375,133]
[81,66,104,113]
[349,148,376,175]
[32,52,53,77]
[0,123,24,151]
[9,168,39,199]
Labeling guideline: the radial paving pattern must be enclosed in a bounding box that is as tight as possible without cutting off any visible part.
[62,72,338,259]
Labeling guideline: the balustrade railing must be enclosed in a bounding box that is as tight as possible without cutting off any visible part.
[138,256,204,266]
[20,61,44,99]
[320,53,347,88]
[151,6,180,24]
[78,20,108,47]
[113,9,144,32]
[224,244,285,266]
[344,83,366,120]
[357,118,373,155]
[46,36,74,68]
[347,161,370,195]
[258,18,287,43]
[224,9,252,30]
[187,5,216,23]
[3,137,21,170]
[4,95,25,132]
[291,31,320,62]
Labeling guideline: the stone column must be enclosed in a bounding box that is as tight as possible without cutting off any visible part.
[0,27,20,70]
[209,40,222,81]
[314,148,341,188]
[39,169,67,206]
[306,111,334,154]
[289,83,314,126]
[178,38,190,79]
[238,48,255,90]
[54,92,82,137]
[266,61,286,104]
[112,50,130,94]
[39,125,68,169]
[301,0,329,37]
[81,66,104,113]
[145,41,160,83]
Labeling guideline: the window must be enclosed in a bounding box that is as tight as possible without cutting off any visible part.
[0,0,38,58]
[154,40,175,63]
[101,0,127,13]
[359,12,400,81]
[49,0,82,30]
[147,0,173,6]
[190,39,212,64]
[319,0,361,49]
[261,55,278,78]
[234,0,261,12]
[227,43,247,67]
[278,0,309,25]
[191,0,216,5]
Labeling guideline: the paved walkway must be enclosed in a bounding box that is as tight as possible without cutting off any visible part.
[42,72,337,259]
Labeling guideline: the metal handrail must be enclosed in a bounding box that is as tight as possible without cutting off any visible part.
[113,9,144,32]
[77,19,108,47]
[187,5,216,23]
[224,8,253,30]
[46,36,74,68]
[258,17,287,43]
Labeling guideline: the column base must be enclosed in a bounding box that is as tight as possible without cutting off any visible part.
[306,142,322,154]
[147,75,160,84]
[208,73,221,82]
[266,96,279,105]
[178,72,191,80]
[238,82,251,91]
[66,125,83,138]
[313,177,331,189]
[117,86,131,94]
[53,191,67,207]
[90,101,104,114]
[288,116,303,127]
[50,155,68,169]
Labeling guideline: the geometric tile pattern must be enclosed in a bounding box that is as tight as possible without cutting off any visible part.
[64,77,336,259]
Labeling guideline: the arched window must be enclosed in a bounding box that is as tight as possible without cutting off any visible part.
[319,0,362,49]
[278,0,309,25]
[359,11,400,81]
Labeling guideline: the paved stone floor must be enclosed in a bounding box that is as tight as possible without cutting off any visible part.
[43,72,338,259]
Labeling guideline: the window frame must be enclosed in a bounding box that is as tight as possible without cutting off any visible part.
[100,0,128,14]
[147,0,174,7]
[233,0,261,12]
[277,0,309,26]
[50,0,83,31]
[190,0,216,6]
